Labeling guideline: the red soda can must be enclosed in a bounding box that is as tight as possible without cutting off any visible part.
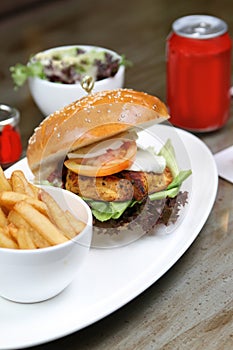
[166,15,232,132]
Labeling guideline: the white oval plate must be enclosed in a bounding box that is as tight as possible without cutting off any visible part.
[1,125,218,349]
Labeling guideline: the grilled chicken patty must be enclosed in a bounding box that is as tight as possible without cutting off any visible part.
[65,167,173,202]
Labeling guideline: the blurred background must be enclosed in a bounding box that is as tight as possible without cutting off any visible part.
[1,0,233,149]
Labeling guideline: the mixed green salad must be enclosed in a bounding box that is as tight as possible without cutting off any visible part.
[10,46,130,88]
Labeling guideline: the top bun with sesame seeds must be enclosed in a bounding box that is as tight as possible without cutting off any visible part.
[27,88,169,180]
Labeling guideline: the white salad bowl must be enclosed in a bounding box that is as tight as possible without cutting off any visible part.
[28,45,125,116]
[0,185,92,303]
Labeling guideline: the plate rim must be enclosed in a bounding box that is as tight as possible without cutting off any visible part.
[1,125,218,349]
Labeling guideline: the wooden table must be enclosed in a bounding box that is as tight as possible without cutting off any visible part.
[0,0,232,349]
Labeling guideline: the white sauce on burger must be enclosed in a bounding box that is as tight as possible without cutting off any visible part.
[128,147,166,173]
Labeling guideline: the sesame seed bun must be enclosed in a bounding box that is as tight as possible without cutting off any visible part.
[27,88,169,179]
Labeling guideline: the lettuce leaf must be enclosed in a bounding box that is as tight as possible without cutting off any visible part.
[87,200,133,222]
[158,139,179,178]
[10,61,45,88]
[149,169,192,200]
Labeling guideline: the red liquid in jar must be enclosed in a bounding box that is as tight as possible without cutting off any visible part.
[166,16,232,132]
[0,105,22,168]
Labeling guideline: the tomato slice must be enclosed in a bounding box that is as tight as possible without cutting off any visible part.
[64,139,137,177]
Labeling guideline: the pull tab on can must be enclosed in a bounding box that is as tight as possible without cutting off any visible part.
[172,15,228,39]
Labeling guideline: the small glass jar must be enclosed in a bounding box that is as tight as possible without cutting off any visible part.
[0,104,22,169]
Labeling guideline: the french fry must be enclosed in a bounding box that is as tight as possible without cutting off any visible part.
[0,191,48,215]
[16,227,37,249]
[0,169,86,250]
[10,170,35,198]
[14,201,68,245]
[29,183,40,199]
[11,171,39,200]
[8,209,31,230]
[5,223,18,242]
[65,210,86,235]
[0,228,18,249]
[30,230,51,248]
[8,210,50,248]
[39,189,77,239]
[0,166,12,191]
[24,198,48,215]
[8,178,12,189]
[0,191,30,209]
[1,225,14,240]
[11,171,26,194]
[0,207,8,227]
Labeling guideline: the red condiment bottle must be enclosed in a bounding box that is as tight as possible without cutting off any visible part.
[166,15,232,132]
[0,104,22,169]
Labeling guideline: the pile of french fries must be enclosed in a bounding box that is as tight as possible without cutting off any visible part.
[0,167,86,250]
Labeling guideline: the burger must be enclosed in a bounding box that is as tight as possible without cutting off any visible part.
[27,89,191,237]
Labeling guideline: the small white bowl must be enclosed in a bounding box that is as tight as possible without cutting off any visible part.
[28,45,125,116]
[0,185,92,303]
